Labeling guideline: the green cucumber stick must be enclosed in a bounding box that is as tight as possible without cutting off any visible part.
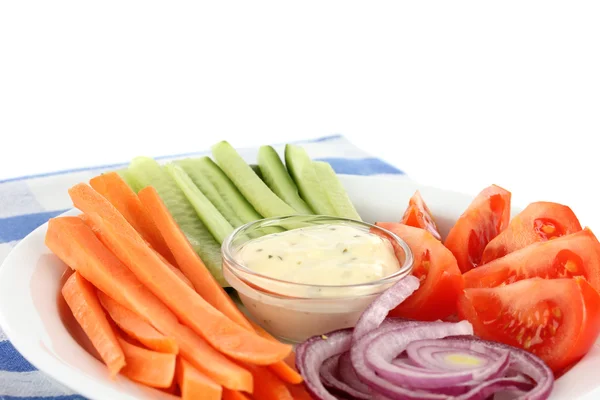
[166,163,234,244]
[258,145,314,214]
[176,158,245,228]
[313,161,361,220]
[194,157,263,224]
[211,141,296,217]
[285,144,336,215]
[127,157,226,286]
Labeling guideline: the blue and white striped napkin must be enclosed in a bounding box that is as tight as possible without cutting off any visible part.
[0,135,404,400]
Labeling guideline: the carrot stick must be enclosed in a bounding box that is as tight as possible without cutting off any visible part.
[176,358,222,400]
[138,186,252,330]
[61,272,125,378]
[90,172,174,263]
[223,389,251,400]
[69,183,292,365]
[118,336,176,388]
[46,216,253,391]
[249,321,302,384]
[79,214,194,290]
[284,352,298,370]
[243,364,293,400]
[153,249,194,289]
[267,362,303,386]
[98,291,178,354]
[139,186,303,382]
[160,377,180,396]
[286,383,312,400]
[139,189,298,380]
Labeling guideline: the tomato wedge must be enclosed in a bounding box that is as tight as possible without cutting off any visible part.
[481,201,582,264]
[400,191,441,240]
[458,277,600,373]
[374,222,463,321]
[464,228,600,291]
[444,185,511,273]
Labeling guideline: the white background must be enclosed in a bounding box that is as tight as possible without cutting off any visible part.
[1,2,599,226]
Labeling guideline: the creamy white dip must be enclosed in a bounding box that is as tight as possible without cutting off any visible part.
[235,224,401,286]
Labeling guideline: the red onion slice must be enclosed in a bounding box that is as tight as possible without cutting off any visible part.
[407,346,498,371]
[337,351,373,395]
[296,328,353,400]
[455,374,534,400]
[407,337,551,400]
[369,338,512,388]
[320,355,341,389]
[351,321,475,399]
[295,275,554,400]
[352,275,420,342]
[320,354,370,399]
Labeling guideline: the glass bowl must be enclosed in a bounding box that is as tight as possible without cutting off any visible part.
[221,215,414,343]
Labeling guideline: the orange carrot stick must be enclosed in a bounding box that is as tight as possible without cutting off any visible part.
[69,183,292,365]
[46,216,253,391]
[244,364,293,400]
[160,376,180,396]
[284,352,298,370]
[78,213,194,290]
[138,186,303,382]
[222,389,251,400]
[61,272,125,378]
[268,362,303,386]
[286,383,313,400]
[90,172,174,263]
[138,186,252,330]
[176,358,222,400]
[139,188,299,381]
[153,249,194,289]
[118,336,176,388]
[98,292,178,354]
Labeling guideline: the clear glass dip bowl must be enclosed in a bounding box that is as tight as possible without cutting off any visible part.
[221,215,414,343]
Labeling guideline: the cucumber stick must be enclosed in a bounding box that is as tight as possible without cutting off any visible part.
[250,164,264,180]
[258,146,314,214]
[212,141,296,218]
[313,161,361,220]
[176,158,245,228]
[193,157,263,224]
[127,157,227,287]
[285,144,336,215]
[166,163,234,244]
[116,168,143,192]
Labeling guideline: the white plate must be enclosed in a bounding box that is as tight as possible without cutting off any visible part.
[0,175,598,400]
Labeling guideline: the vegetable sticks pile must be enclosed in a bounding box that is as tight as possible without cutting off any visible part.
[45,172,308,399]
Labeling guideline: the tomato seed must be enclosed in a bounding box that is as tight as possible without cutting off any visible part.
[564,260,578,273]
[552,307,562,318]
[541,225,556,234]
[516,328,525,344]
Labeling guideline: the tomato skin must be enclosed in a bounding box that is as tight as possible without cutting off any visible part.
[400,191,441,241]
[481,201,582,264]
[457,277,600,373]
[444,185,511,273]
[463,228,600,292]
[374,222,463,321]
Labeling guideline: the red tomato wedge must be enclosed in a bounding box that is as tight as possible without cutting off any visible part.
[400,191,441,240]
[481,201,582,264]
[373,222,463,321]
[457,277,600,373]
[444,185,511,273]
[464,228,600,291]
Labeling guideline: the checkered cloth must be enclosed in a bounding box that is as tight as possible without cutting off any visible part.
[0,135,404,399]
